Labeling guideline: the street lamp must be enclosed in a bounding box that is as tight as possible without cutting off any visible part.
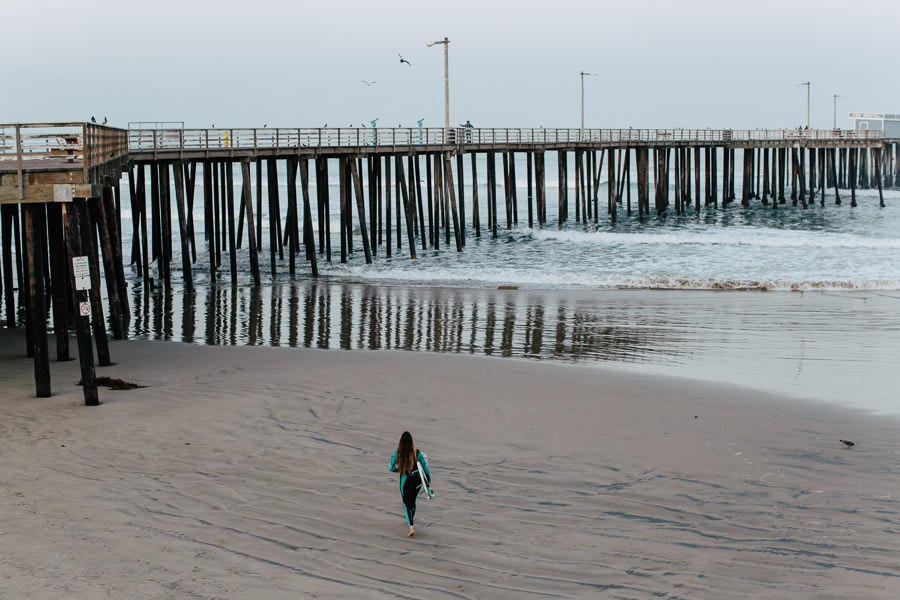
[833,94,841,129]
[580,71,597,130]
[426,37,451,134]
[796,81,810,129]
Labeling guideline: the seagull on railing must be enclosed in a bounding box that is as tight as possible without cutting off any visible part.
[398,53,411,66]
[102,116,107,125]
[91,116,97,123]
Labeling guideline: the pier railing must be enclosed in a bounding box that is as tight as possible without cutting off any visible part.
[126,126,885,155]
[0,122,129,177]
[1,124,884,170]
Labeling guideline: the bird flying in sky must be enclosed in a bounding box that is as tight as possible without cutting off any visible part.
[398,53,411,66]
[362,80,376,86]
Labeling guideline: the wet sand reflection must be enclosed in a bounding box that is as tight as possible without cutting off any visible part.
[128,282,683,366]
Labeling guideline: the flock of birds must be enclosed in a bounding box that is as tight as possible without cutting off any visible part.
[360,53,411,88]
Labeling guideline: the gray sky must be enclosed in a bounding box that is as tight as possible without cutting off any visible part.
[4,0,898,130]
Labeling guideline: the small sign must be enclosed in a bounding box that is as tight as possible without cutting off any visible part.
[79,302,91,317]
[73,256,91,291]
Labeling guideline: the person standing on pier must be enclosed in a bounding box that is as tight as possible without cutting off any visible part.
[461,120,474,142]
[389,431,432,537]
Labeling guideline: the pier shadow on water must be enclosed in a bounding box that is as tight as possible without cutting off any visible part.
[127,281,686,366]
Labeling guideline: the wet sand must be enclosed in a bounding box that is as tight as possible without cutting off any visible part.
[2,328,899,598]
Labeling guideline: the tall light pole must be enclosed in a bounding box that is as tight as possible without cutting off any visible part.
[427,37,450,133]
[580,71,597,130]
[833,94,841,129]
[797,81,810,129]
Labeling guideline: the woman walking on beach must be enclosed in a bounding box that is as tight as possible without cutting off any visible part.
[389,431,432,537]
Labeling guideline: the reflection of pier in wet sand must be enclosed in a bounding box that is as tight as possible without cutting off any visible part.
[130,283,684,366]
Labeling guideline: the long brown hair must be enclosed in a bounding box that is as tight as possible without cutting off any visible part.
[396,431,417,476]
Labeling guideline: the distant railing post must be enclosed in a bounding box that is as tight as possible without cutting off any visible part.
[15,124,24,200]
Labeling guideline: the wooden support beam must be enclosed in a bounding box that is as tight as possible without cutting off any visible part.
[349,157,373,264]
[339,157,348,264]
[46,204,70,361]
[299,159,319,276]
[240,161,261,285]
[608,148,617,222]
[557,151,567,227]
[23,203,51,397]
[267,159,280,276]
[526,151,534,229]
[574,151,583,224]
[225,162,238,283]
[255,159,263,254]
[62,202,98,406]
[74,197,110,366]
[159,164,172,286]
[394,156,416,258]
[874,148,885,208]
[471,153,481,236]
[741,149,752,206]
[316,157,331,261]
[443,154,463,252]
[694,147,701,212]
[535,152,545,227]
[205,162,217,284]
[625,149,632,215]
[286,158,299,276]
[830,148,841,205]
[136,165,150,287]
[384,156,392,257]
[413,156,425,247]
[172,165,193,290]
[185,162,197,263]
[636,147,647,220]
[92,188,125,337]
[367,156,377,256]
[456,153,466,245]
[426,155,435,247]
[2,204,17,327]
[509,151,518,228]
[127,167,140,272]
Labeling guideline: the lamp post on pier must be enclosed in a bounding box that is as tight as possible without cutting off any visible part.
[580,71,597,132]
[797,81,810,129]
[427,37,451,137]
[833,94,841,129]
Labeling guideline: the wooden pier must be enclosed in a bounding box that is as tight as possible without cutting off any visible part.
[1,122,896,401]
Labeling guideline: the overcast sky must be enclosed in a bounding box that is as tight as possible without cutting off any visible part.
[4,0,898,130]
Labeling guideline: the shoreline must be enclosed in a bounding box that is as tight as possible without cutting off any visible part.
[3,331,900,598]
[115,283,900,416]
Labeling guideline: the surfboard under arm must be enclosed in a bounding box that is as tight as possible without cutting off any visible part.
[417,460,434,499]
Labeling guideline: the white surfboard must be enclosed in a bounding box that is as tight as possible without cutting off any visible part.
[417,460,434,500]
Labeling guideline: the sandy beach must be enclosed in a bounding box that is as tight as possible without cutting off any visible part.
[2,328,899,599]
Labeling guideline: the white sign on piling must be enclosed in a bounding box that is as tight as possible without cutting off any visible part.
[73,256,91,291]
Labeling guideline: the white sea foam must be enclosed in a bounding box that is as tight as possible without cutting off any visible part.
[319,262,900,292]
[529,227,900,249]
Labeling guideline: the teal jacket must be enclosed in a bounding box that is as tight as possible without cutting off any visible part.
[389,449,431,490]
